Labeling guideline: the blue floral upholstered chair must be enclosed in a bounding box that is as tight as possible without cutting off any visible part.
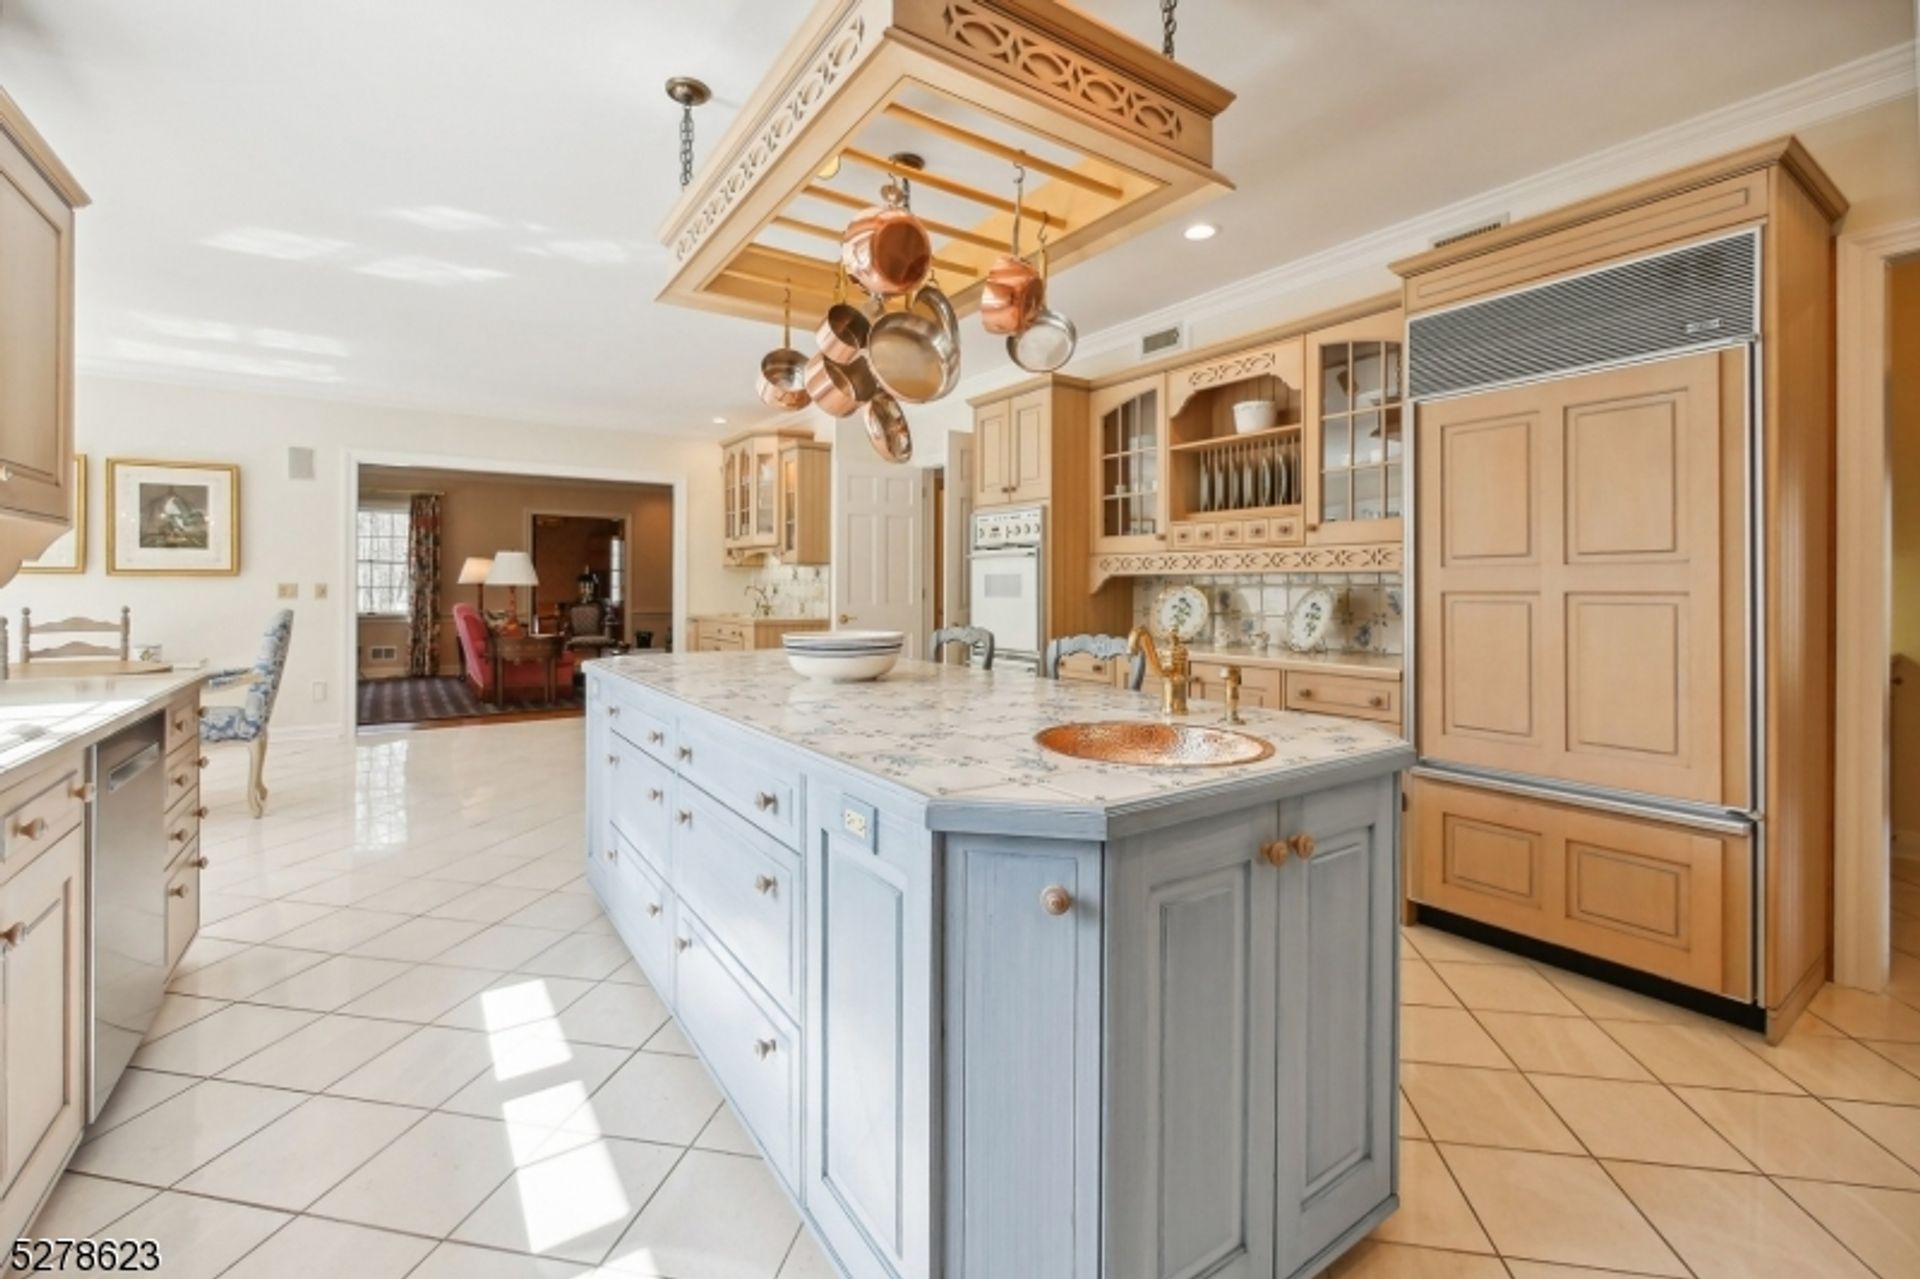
[200,609,294,818]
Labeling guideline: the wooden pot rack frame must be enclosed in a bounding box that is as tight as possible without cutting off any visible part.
[656,0,1235,326]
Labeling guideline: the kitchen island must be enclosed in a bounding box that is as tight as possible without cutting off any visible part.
[584,652,1413,1279]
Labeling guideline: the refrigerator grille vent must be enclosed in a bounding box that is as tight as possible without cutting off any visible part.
[1408,231,1757,399]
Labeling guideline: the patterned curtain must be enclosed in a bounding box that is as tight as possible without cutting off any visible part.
[406,493,443,676]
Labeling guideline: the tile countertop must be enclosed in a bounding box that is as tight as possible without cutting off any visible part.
[0,670,212,778]
[1178,648,1402,678]
[595,651,1412,832]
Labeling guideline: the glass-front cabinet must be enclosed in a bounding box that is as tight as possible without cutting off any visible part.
[722,427,819,562]
[1303,311,1405,544]
[1090,374,1165,553]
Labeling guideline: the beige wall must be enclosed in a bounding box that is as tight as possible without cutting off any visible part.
[1801,96,1920,234]
[1891,255,1920,850]
[355,466,673,679]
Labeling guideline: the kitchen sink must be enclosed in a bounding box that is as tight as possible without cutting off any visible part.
[1034,721,1275,767]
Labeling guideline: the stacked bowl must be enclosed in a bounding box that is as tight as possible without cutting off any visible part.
[783,630,905,683]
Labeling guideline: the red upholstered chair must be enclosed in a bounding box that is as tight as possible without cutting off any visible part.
[452,603,577,700]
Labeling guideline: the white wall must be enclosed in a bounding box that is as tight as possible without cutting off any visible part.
[0,375,740,736]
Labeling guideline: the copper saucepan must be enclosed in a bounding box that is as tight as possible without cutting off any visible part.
[979,165,1042,336]
[803,350,878,419]
[864,391,914,464]
[841,182,933,298]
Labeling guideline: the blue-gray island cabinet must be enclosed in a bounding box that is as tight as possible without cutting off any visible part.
[583,652,1414,1279]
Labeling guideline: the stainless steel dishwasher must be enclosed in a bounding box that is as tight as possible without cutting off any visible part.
[91,713,168,1118]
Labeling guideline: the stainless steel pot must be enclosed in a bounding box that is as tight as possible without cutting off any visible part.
[868,289,959,404]
[756,286,813,411]
[863,391,914,463]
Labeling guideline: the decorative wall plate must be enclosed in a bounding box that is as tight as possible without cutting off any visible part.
[1151,584,1210,642]
[1283,586,1336,652]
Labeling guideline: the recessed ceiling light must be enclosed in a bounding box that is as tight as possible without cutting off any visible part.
[711,416,728,425]
[1184,223,1218,242]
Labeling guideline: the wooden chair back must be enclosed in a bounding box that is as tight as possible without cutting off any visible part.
[21,606,131,663]
[1044,633,1147,691]
[928,625,995,670]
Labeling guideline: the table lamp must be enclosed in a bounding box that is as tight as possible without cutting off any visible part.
[457,556,493,611]
[485,551,538,636]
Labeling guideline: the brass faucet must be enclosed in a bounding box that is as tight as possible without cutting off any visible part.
[1220,665,1245,725]
[1127,626,1191,717]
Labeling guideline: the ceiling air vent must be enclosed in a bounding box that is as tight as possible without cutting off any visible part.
[1139,323,1187,360]
[1430,214,1509,249]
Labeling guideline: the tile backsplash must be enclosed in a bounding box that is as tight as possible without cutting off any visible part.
[1130,573,1404,655]
[727,562,829,618]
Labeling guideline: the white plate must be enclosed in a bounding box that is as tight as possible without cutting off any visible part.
[1283,587,1336,652]
[786,649,901,682]
[1151,584,1210,643]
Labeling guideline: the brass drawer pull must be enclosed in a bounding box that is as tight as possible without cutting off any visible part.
[675,810,692,826]
[1368,695,1386,709]
[1040,885,1073,916]
[753,1037,777,1060]
[1291,833,1316,860]
[196,806,210,819]
[168,884,189,898]
[71,782,96,802]
[1297,687,1314,699]
[197,756,210,769]
[606,705,620,717]
[647,788,663,803]
[1261,839,1291,866]
[0,922,23,950]
[754,791,777,812]
[647,903,662,917]
[607,753,619,766]
[677,746,693,762]
[193,856,210,870]
[648,730,665,745]
[675,936,691,952]
[754,874,777,896]
[171,828,191,843]
[172,773,190,788]
[14,817,46,840]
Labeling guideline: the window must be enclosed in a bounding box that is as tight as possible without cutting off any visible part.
[356,505,413,616]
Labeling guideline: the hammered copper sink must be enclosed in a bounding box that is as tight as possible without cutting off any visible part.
[1034,721,1276,767]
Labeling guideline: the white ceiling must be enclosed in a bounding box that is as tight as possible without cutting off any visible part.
[0,0,1911,436]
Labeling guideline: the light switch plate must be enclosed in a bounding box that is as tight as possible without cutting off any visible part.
[277,583,297,599]
[313,583,328,600]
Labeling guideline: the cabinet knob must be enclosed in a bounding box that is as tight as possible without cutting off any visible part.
[1040,885,1073,916]
[675,936,691,952]
[607,753,619,766]
[754,874,777,896]
[1368,695,1385,709]
[172,774,189,789]
[171,828,190,843]
[168,884,189,898]
[1298,688,1314,699]
[675,810,692,826]
[197,756,210,769]
[838,613,855,625]
[605,848,617,863]
[677,746,693,762]
[1261,839,1291,866]
[0,922,22,950]
[647,788,663,803]
[648,730,664,745]
[753,1037,777,1060]
[196,806,210,819]
[754,791,777,813]
[13,817,46,840]
[606,705,620,717]
[193,856,210,870]
[1290,833,1317,860]
[70,782,96,802]
[647,902,662,917]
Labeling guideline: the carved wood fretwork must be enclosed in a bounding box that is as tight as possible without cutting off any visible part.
[1090,542,1404,589]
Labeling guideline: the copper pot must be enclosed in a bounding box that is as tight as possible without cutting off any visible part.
[864,392,913,463]
[803,351,878,419]
[979,255,1043,336]
[757,284,813,411]
[840,184,933,298]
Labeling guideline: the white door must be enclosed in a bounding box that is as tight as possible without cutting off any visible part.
[832,419,929,655]
[944,433,975,626]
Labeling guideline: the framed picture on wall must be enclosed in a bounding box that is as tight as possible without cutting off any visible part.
[20,453,87,574]
[106,458,241,576]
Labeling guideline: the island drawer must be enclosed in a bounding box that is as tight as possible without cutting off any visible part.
[608,746,673,877]
[1055,651,1129,688]
[164,694,202,757]
[612,831,676,998]
[671,783,802,1016]
[163,739,203,806]
[164,848,202,972]
[164,790,203,864]
[1285,671,1400,722]
[1187,664,1283,709]
[674,721,801,850]
[673,907,799,1189]
[0,754,85,876]
[604,687,675,767]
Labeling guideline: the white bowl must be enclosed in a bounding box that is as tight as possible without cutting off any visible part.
[1232,399,1279,433]
[786,648,901,682]
[785,629,904,649]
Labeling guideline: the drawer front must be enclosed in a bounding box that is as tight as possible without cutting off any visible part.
[1285,671,1400,722]
[673,909,799,1189]
[1411,777,1748,996]
[1170,523,1198,548]
[1192,523,1219,547]
[1242,517,1270,544]
[614,832,676,998]
[1267,512,1304,545]
[164,849,202,972]
[163,695,201,756]
[676,721,801,850]
[706,622,748,646]
[608,744,673,877]
[164,792,203,865]
[1055,652,1120,687]
[672,784,802,1016]
[605,685,675,766]
[0,763,84,872]
[697,634,746,653]
[163,740,204,807]
[1187,664,1282,709]
[1215,521,1244,546]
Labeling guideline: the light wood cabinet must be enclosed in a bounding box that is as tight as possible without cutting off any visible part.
[1302,310,1405,546]
[0,90,87,585]
[689,615,827,653]
[1089,375,1165,552]
[973,379,1085,508]
[777,439,830,565]
[721,427,818,563]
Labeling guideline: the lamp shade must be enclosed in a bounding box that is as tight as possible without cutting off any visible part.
[457,556,494,586]
[485,551,539,588]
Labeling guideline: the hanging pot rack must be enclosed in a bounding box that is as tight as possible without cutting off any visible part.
[657,0,1235,327]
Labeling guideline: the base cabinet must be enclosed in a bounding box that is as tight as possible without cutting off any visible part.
[585,669,1402,1279]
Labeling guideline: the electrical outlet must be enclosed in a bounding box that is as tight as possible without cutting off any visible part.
[313,582,329,600]
[277,583,297,600]
[311,680,327,702]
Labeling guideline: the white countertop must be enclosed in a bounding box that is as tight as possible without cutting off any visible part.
[0,670,211,777]
[596,651,1410,815]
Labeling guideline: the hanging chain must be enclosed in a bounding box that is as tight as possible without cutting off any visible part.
[1161,0,1177,58]
[679,103,695,189]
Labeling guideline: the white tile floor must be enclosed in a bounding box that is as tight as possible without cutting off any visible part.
[30,719,825,1278]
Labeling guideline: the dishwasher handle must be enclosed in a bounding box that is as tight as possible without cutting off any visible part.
[106,743,162,793]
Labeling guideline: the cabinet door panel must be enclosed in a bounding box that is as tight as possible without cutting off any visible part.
[974,402,1009,504]
[0,826,84,1228]
[1275,781,1396,1277]
[806,787,933,1279]
[945,835,1099,1279]
[1007,388,1051,503]
[1106,805,1275,1279]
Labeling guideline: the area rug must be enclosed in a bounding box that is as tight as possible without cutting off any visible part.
[357,676,583,727]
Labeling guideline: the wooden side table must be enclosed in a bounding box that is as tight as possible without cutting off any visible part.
[491,631,562,707]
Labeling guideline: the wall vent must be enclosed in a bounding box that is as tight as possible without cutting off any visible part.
[1430,214,1509,249]
[287,446,316,480]
[1139,323,1186,359]
[1407,230,1759,400]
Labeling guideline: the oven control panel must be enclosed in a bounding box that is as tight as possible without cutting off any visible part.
[971,506,1044,552]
